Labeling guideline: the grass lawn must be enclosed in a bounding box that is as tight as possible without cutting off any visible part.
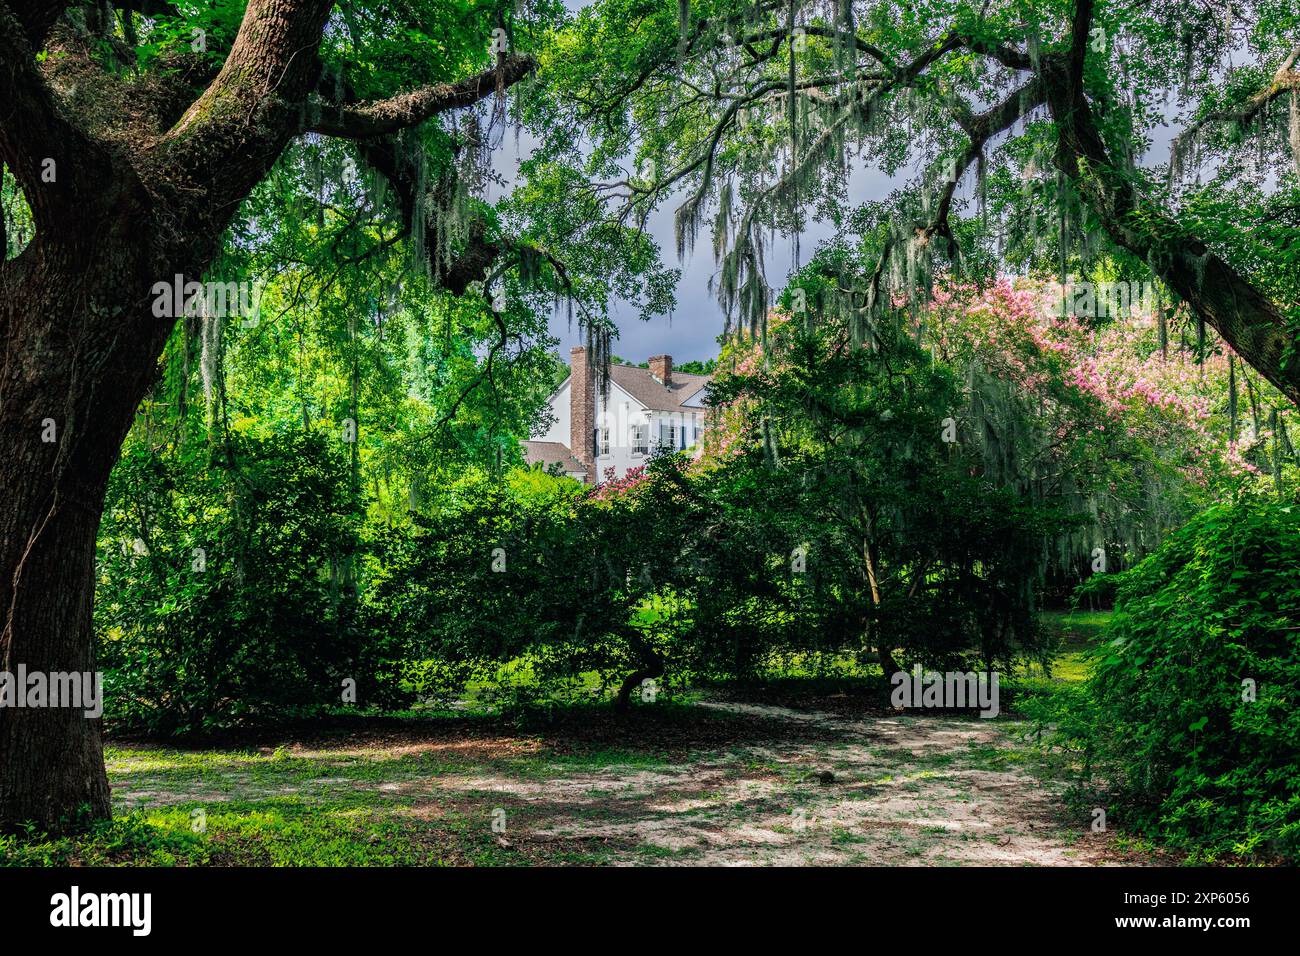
[1022,609,1113,684]
[3,612,1164,867]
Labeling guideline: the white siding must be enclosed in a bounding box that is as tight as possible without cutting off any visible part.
[592,381,651,482]
[650,410,702,452]
[681,384,710,408]
[536,379,571,443]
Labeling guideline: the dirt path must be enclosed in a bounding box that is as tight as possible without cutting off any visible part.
[107,699,1140,866]
[427,700,1128,865]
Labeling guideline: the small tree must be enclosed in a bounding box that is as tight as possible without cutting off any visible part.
[702,306,1062,677]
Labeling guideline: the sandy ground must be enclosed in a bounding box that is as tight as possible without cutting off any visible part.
[109,699,1135,865]
[481,701,1123,865]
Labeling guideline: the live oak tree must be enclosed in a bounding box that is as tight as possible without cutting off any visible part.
[0,0,544,830]
[536,0,1300,402]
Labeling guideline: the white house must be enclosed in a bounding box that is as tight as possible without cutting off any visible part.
[522,348,712,484]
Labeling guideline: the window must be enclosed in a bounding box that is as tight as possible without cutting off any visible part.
[632,424,649,455]
[599,427,610,456]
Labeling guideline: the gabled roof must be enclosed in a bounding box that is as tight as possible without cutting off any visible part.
[520,440,588,478]
[607,364,712,413]
[680,382,710,407]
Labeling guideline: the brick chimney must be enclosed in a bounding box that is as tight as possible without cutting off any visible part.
[648,354,672,388]
[569,346,596,477]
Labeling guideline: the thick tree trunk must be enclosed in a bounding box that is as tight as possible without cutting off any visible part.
[0,480,112,831]
[0,0,531,833]
[0,242,176,832]
[0,0,310,833]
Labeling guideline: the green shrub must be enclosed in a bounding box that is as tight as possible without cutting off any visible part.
[96,432,401,734]
[1078,497,1300,861]
[366,463,689,709]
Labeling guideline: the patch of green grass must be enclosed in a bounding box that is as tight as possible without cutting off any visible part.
[1,791,624,867]
[830,827,869,846]
[0,813,211,866]
[105,747,488,809]
[530,748,671,773]
[176,802,434,865]
[1010,610,1113,695]
[1044,610,1113,636]
[1041,610,1112,653]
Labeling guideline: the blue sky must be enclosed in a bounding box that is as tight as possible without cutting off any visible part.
[486,0,851,364]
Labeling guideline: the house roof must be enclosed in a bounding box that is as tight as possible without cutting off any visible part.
[607,364,712,413]
[520,440,588,478]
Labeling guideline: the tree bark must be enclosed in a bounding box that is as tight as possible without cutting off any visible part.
[0,0,534,831]
[614,650,664,713]
[0,463,113,830]
[0,246,165,831]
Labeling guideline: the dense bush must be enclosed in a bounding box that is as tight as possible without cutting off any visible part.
[1076,497,1300,861]
[95,432,395,733]
[367,462,698,709]
[699,310,1067,675]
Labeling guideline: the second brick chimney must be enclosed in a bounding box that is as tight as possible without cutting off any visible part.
[648,354,672,388]
[569,346,596,476]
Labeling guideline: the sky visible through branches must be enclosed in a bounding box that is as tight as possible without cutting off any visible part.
[509,0,1190,361]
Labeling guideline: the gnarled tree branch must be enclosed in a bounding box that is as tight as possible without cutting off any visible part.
[1170,40,1300,179]
[1040,0,1300,404]
[306,53,536,138]
[0,0,116,234]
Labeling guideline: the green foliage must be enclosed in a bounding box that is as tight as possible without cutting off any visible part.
[0,812,212,867]
[370,468,576,697]
[700,309,1065,674]
[1075,497,1300,862]
[367,462,690,701]
[0,163,32,258]
[96,432,394,734]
